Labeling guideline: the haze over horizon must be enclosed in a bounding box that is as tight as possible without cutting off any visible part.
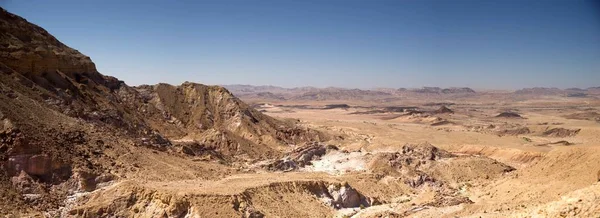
[2,0,599,89]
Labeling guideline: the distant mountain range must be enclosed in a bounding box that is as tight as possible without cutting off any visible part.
[222,85,600,101]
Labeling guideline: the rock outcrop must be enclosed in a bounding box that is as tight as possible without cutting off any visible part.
[0,8,97,77]
[495,112,523,118]
[326,182,364,208]
[132,83,326,156]
[433,106,454,114]
[496,127,531,136]
[265,142,338,171]
[542,128,580,137]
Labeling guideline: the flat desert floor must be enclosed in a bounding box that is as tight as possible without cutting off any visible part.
[248,99,600,217]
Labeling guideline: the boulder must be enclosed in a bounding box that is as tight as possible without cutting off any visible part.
[327,183,363,208]
[11,170,43,194]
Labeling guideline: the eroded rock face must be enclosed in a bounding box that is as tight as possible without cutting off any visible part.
[288,142,335,167]
[496,127,531,136]
[264,142,338,171]
[73,170,115,192]
[5,154,71,182]
[327,183,363,208]
[265,158,298,172]
[10,171,44,194]
[24,154,51,176]
[369,144,453,188]
[398,143,455,163]
[69,180,372,217]
[0,129,30,160]
[542,128,580,137]
[0,8,97,77]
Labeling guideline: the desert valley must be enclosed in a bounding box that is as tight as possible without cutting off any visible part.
[1,6,600,218]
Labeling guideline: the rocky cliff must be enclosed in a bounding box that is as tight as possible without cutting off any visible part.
[0,7,324,215]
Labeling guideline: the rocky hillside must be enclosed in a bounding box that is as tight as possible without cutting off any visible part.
[134,83,324,156]
[0,7,324,214]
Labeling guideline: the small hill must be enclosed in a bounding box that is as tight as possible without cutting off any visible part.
[495,112,523,118]
[542,128,580,137]
[433,106,454,114]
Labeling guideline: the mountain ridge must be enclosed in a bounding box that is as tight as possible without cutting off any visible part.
[0,7,324,214]
[223,84,600,102]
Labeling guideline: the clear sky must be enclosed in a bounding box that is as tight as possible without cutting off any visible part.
[2,0,599,89]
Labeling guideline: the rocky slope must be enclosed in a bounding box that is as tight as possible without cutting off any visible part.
[134,83,325,156]
[0,7,324,215]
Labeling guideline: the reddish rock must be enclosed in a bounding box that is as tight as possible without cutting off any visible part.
[7,154,52,176]
[26,154,52,176]
[6,154,29,175]
[6,154,70,182]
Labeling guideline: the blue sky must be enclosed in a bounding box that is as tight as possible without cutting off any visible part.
[2,0,599,89]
